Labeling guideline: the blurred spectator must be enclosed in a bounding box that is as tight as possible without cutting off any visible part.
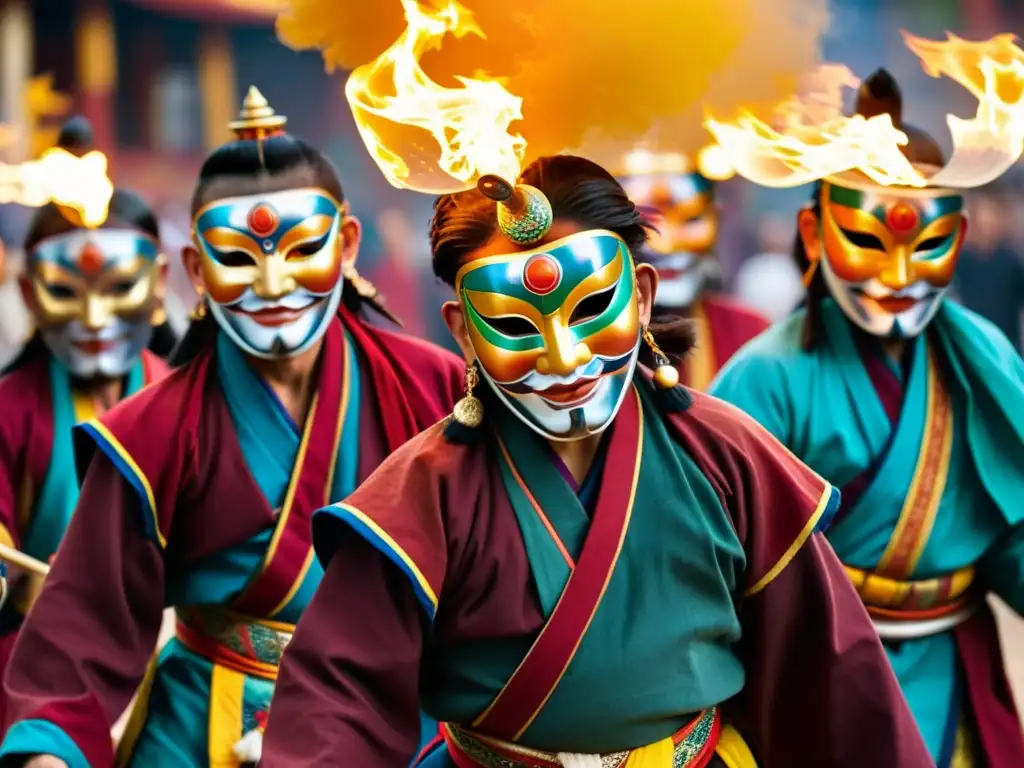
[734,213,804,323]
[954,193,1024,352]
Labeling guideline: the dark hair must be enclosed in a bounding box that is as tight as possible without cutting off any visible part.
[24,117,160,252]
[793,186,825,350]
[429,154,695,364]
[173,132,379,366]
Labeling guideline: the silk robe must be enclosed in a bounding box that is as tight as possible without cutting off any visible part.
[260,373,931,767]
[711,298,1024,767]
[0,309,462,768]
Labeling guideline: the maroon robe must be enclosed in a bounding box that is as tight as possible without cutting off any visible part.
[0,346,168,719]
[260,383,931,767]
[0,311,462,766]
[684,294,769,391]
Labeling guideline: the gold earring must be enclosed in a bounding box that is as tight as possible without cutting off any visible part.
[452,363,483,427]
[150,305,167,326]
[643,327,680,390]
[191,289,207,320]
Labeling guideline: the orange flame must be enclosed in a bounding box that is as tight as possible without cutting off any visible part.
[0,129,114,227]
[344,0,526,193]
[705,33,1024,190]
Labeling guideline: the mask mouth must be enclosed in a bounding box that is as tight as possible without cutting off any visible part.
[226,291,321,327]
[68,323,127,354]
[851,282,936,315]
[71,338,122,354]
[233,300,322,328]
[507,353,634,407]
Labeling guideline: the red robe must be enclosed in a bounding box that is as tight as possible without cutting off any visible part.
[0,346,168,714]
[260,380,931,767]
[0,311,462,766]
[684,294,769,391]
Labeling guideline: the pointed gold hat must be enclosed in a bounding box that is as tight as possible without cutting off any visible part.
[228,86,288,140]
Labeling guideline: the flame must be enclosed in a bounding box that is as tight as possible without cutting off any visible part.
[705,33,1024,190]
[344,0,526,193]
[0,137,114,227]
[696,144,735,181]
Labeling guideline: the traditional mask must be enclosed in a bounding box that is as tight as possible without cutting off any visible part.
[456,230,641,441]
[620,170,717,309]
[193,187,346,359]
[28,229,162,378]
[816,181,965,338]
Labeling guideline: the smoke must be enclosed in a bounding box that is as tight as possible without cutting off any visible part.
[278,0,830,172]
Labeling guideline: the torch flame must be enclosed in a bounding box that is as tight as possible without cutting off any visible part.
[345,0,526,193]
[0,135,114,228]
[705,33,1024,190]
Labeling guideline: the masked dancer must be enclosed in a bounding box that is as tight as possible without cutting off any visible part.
[0,89,462,768]
[260,152,932,768]
[710,38,1024,767]
[0,117,170,707]
[618,151,768,390]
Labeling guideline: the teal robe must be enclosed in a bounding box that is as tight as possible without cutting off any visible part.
[710,298,1024,762]
[121,333,361,766]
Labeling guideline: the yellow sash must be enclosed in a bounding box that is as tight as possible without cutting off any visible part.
[875,344,954,580]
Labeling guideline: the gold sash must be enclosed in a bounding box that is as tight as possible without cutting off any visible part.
[874,344,954,580]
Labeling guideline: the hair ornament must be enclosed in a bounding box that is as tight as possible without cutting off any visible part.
[477,174,553,245]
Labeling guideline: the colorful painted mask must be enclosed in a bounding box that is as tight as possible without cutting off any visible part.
[817,181,965,338]
[193,187,345,359]
[620,170,717,309]
[456,230,641,441]
[28,229,162,378]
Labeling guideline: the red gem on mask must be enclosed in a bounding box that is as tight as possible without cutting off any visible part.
[887,203,919,234]
[247,204,279,238]
[77,243,104,275]
[523,253,561,295]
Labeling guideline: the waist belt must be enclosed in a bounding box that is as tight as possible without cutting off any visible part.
[443,707,720,768]
[843,564,978,639]
[175,605,294,681]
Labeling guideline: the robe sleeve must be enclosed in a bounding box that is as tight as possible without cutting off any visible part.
[708,351,794,444]
[261,532,424,767]
[977,520,1024,615]
[0,454,164,768]
[733,532,933,768]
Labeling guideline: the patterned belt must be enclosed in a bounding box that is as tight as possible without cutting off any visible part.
[175,605,294,681]
[442,707,720,768]
[843,564,978,639]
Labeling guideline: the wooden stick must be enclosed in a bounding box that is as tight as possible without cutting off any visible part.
[0,542,49,576]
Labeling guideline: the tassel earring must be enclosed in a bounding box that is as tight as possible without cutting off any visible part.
[643,327,691,412]
[444,363,484,444]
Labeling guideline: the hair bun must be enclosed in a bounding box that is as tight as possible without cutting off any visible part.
[56,116,95,157]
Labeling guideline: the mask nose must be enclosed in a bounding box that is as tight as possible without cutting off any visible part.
[82,293,112,332]
[535,319,592,377]
[253,254,297,300]
[878,246,915,291]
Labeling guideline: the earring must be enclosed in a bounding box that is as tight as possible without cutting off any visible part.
[643,327,680,390]
[445,362,484,444]
[191,288,208,320]
[150,305,167,326]
[453,363,483,427]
